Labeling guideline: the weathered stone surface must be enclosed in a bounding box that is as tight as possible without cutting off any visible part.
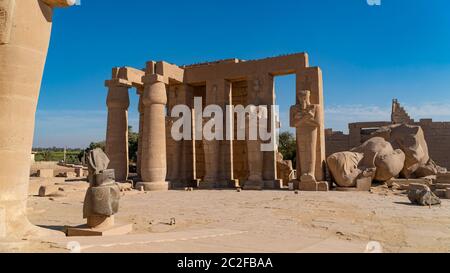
[138,76,169,191]
[372,124,446,178]
[408,184,441,206]
[351,137,405,182]
[326,100,450,173]
[290,90,322,184]
[83,149,122,229]
[83,185,120,218]
[67,222,133,237]
[105,54,323,192]
[356,177,372,192]
[0,0,74,240]
[277,153,294,186]
[37,169,54,178]
[87,149,110,180]
[327,152,366,187]
[0,0,14,45]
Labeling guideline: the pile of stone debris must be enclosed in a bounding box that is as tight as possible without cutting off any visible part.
[388,173,450,206]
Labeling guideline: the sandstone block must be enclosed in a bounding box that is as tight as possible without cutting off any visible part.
[356,177,372,192]
[446,189,450,199]
[75,168,84,177]
[317,181,330,192]
[37,169,54,178]
[67,223,133,237]
[63,172,76,179]
[299,181,318,191]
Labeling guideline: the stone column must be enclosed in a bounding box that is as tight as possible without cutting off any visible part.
[136,93,144,178]
[136,75,169,191]
[105,80,130,182]
[0,0,74,242]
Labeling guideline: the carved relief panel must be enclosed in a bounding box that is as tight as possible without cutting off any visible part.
[0,0,14,45]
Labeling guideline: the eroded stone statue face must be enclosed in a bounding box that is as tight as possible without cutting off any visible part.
[327,152,364,187]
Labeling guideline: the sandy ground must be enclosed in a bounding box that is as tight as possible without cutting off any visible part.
[18,176,450,253]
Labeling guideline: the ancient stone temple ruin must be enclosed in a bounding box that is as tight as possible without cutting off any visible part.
[326,99,450,169]
[104,53,326,190]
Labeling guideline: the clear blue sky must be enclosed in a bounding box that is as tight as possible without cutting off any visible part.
[34,0,450,148]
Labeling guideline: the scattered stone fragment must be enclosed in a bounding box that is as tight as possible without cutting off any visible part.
[408,183,441,206]
[38,185,64,197]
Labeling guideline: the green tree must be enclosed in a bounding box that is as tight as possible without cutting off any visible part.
[89,141,106,151]
[128,126,139,163]
[82,126,139,163]
[279,131,297,163]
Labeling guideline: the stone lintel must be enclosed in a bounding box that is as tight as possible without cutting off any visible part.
[155,61,185,83]
[105,78,133,88]
[142,74,168,85]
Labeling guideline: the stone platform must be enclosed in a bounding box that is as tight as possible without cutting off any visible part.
[67,223,133,237]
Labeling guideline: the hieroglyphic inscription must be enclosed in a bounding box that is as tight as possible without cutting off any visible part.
[0,0,15,44]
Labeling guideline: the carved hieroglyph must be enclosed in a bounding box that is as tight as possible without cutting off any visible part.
[0,0,14,44]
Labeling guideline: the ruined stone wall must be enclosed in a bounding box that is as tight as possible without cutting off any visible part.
[416,119,450,169]
[325,129,350,157]
[325,120,450,169]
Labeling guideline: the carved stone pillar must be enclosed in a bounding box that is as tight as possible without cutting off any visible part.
[105,80,130,182]
[137,93,144,178]
[136,75,169,191]
[0,0,74,242]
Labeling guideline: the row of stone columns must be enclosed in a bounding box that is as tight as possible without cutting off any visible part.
[104,69,324,191]
[105,74,169,191]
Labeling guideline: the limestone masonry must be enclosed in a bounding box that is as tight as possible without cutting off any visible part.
[105,54,327,191]
[325,99,450,169]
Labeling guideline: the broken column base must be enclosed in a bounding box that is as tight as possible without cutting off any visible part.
[66,216,133,237]
[299,180,329,192]
[243,180,283,190]
[135,181,169,191]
